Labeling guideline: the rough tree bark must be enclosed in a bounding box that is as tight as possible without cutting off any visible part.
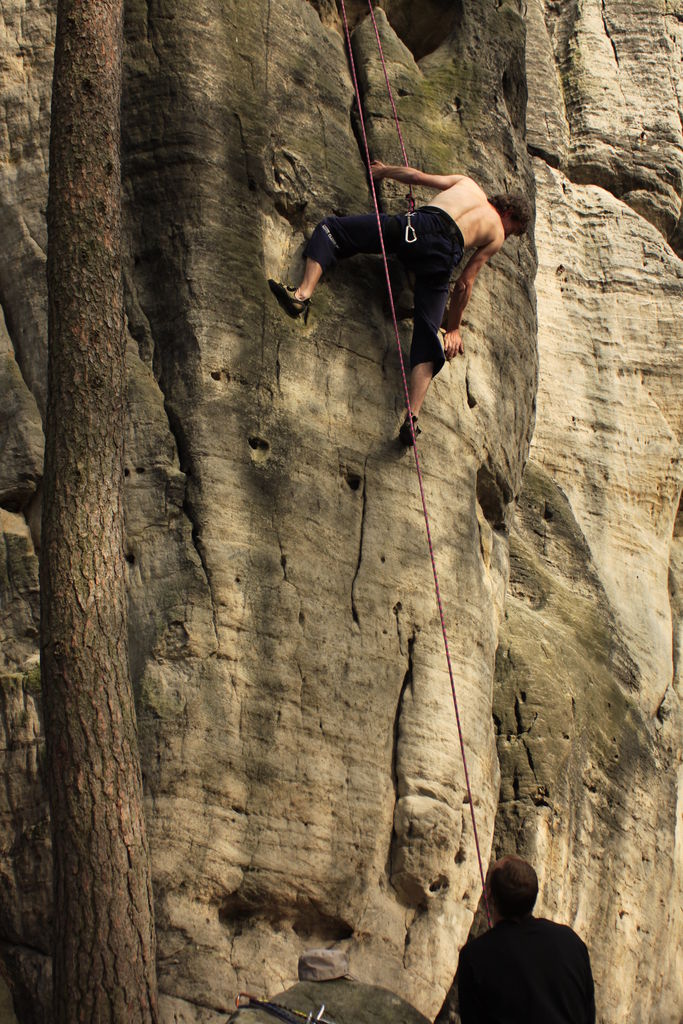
[41,2,158,1021]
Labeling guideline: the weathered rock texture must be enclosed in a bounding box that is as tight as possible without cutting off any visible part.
[0,2,680,1023]
[485,3,682,1023]
[526,0,683,249]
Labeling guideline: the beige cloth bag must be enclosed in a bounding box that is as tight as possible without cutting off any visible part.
[298,948,350,982]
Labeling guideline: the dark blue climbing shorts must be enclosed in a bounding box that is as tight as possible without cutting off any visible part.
[304,205,465,376]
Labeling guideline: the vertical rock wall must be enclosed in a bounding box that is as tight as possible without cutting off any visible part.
[0,2,680,1023]
[488,3,682,1023]
[120,3,535,1017]
[1,4,53,1020]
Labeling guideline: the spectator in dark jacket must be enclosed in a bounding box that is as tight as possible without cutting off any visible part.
[458,855,596,1024]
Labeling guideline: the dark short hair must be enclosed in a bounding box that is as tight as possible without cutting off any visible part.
[488,855,538,919]
[488,192,532,233]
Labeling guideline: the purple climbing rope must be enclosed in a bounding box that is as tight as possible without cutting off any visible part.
[365,1,415,213]
[338,0,492,928]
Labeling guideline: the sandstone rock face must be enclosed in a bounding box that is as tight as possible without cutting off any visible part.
[0,3,681,1024]
[0,0,53,415]
[483,4,682,1024]
[526,0,683,249]
[120,4,534,1018]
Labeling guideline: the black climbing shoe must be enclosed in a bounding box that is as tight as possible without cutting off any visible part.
[268,279,310,322]
[399,414,421,447]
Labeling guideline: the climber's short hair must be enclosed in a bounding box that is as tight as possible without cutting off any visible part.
[488,855,538,919]
[488,192,532,235]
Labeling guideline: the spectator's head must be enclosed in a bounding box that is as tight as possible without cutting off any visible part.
[487,855,538,921]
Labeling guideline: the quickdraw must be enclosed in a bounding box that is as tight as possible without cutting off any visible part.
[404,210,417,244]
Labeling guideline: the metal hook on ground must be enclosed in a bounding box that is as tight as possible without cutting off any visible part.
[305,1005,330,1024]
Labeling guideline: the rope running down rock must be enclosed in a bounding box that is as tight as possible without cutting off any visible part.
[338,0,492,928]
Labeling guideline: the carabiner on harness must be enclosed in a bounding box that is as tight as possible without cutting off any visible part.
[404,210,417,244]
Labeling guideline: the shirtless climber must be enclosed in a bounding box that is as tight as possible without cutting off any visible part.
[269,162,531,445]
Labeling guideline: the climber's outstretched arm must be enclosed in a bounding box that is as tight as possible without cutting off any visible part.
[370,160,463,192]
[442,240,502,358]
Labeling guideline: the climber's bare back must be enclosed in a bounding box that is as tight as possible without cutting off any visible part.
[427,176,505,252]
[370,162,506,253]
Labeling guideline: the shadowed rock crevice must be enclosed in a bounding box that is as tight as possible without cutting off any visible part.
[219,891,353,943]
[0,675,51,1020]
[350,458,368,625]
[270,146,314,233]
[476,462,512,533]
[387,629,414,902]
[0,294,39,422]
[502,62,527,135]
[390,630,415,798]
[155,400,219,651]
[306,0,339,30]
[378,1,464,63]
[600,0,619,66]
[0,208,49,419]
[0,941,51,1024]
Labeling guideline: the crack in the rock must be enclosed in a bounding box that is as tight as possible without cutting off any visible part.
[162,400,220,653]
[1,542,40,655]
[402,905,424,970]
[601,0,619,66]
[275,335,282,390]
[391,629,415,800]
[123,258,220,652]
[388,626,416,902]
[0,291,42,419]
[350,456,369,625]
[143,0,163,67]
[513,693,524,735]
[349,97,372,194]
[234,112,257,194]
[339,20,386,210]
[512,764,521,800]
[183,492,220,653]
[393,600,405,655]
[274,527,289,584]
[525,740,551,806]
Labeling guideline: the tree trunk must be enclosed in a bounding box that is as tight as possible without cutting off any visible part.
[41,2,158,1021]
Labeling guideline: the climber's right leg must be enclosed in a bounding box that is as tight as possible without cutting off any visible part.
[269,213,399,319]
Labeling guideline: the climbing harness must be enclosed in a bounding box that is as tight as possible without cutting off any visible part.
[236,994,336,1024]
[338,0,492,928]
